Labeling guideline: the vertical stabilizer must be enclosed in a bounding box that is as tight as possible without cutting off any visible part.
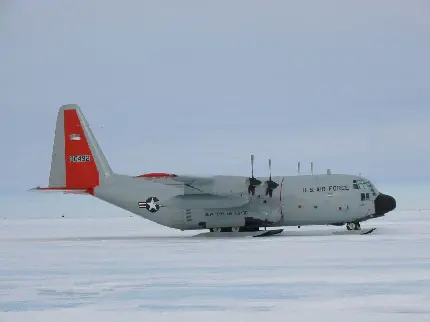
[48,104,113,189]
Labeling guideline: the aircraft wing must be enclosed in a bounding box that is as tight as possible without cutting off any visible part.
[134,173,251,209]
[134,173,215,194]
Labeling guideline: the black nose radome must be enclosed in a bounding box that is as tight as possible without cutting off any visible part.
[374,193,396,215]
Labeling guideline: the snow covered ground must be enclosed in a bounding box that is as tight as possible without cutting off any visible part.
[1,210,429,321]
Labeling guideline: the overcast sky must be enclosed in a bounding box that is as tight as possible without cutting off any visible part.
[1,1,430,213]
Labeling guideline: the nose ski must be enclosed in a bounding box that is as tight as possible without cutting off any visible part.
[332,227,376,235]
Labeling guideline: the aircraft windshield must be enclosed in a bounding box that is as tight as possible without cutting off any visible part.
[353,179,372,190]
[353,179,377,196]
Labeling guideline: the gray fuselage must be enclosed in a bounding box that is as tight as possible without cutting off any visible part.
[93,173,384,231]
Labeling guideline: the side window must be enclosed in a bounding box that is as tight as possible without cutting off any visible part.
[366,193,370,200]
[353,180,359,189]
[361,193,365,201]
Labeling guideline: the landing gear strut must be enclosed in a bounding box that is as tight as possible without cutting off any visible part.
[209,226,258,233]
[209,227,241,233]
[346,222,361,231]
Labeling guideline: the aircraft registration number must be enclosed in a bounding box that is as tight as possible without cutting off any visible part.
[69,155,91,163]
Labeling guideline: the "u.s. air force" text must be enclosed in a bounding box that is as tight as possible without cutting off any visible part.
[302,185,349,193]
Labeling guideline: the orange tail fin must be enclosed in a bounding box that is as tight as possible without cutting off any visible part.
[32,104,113,193]
[63,107,101,188]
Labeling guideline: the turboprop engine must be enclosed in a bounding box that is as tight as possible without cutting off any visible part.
[182,155,284,231]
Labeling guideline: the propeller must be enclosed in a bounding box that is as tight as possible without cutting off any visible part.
[265,158,279,197]
[248,154,262,195]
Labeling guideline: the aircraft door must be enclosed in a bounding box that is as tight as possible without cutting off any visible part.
[182,208,207,229]
[184,208,192,224]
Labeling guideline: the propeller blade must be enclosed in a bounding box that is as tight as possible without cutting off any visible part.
[265,158,279,197]
[247,154,262,195]
[269,158,272,180]
[251,154,254,177]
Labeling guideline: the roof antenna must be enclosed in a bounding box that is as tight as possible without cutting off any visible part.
[311,161,314,175]
[297,161,301,175]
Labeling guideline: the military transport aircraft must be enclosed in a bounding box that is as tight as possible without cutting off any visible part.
[31,105,396,237]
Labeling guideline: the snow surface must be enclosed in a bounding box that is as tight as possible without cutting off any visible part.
[0,210,429,321]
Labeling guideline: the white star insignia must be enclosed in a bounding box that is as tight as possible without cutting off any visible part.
[147,198,158,211]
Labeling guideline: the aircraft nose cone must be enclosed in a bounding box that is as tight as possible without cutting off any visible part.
[374,193,396,215]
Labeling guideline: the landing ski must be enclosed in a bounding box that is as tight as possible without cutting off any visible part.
[253,228,284,237]
[194,228,284,238]
[332,227,376,236]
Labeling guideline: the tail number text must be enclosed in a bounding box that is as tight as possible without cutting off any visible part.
[69,155,91,163]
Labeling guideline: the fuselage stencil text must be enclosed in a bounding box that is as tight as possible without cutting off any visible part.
[302,185,349,193]
[205,210,248,217]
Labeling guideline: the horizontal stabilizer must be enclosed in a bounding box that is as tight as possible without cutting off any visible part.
[29,186,92,195]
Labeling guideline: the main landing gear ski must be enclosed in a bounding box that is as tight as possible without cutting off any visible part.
[195,228,284,238]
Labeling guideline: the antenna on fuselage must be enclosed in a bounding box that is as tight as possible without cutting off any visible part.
[311,161,314,175]
[297,161,301,175]
[327,168,332,175]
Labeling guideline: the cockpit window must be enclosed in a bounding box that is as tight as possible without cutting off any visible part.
[353,179,377,196]
[353,180,358,189]
[353,179,372,189]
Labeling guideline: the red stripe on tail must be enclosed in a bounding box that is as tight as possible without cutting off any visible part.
[64,109,99,189]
